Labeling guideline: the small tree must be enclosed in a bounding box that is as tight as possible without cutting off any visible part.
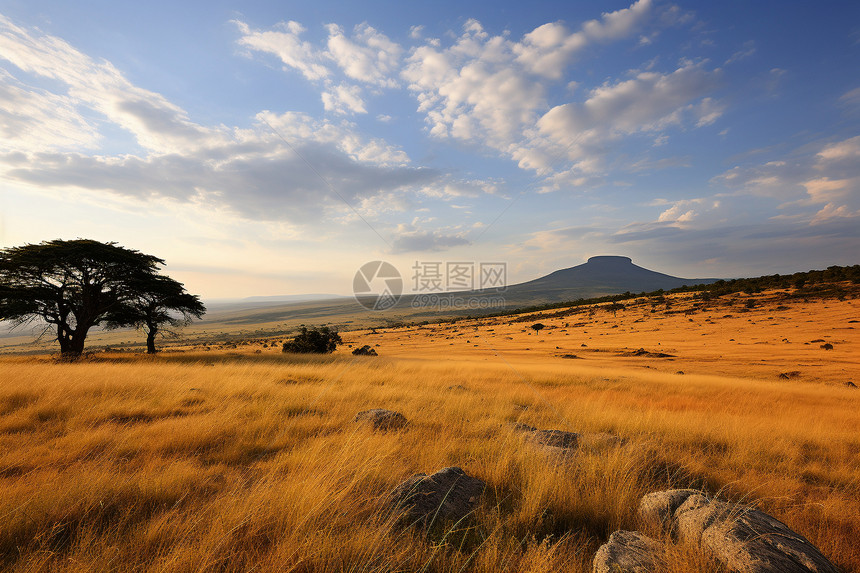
[530,323,546,332]
[282,326,342,354]
[106,275,205,353]
[0,239,163,357]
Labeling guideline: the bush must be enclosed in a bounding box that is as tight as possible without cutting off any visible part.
[352,345,378,356]
[282,326,342,354]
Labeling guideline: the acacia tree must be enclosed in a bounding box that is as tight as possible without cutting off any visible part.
[0,239,195,357]
[106,275,205,354]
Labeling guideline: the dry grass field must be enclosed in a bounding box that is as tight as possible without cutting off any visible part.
[0,288,858,572]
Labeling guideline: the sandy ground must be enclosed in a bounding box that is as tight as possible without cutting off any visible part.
[339,290,860,386]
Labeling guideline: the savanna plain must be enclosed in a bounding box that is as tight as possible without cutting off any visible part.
[0,287,858,572]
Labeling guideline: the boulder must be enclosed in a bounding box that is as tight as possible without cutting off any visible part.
[593,530,666,573]
[676,496,840,573]
[641,490,840,573]
[386,466,485,528]
[512,423,622,453]
[638,489,700,531]
[353,409,407,430]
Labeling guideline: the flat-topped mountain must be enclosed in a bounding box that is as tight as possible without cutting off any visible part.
[498,256,717,304]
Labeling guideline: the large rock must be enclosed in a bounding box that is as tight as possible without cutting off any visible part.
[676,495,840,573]
[640,490,840,573]
[386,467,485,529]
[593,530,666,573]
[512,423,622,455]
[638,488,700,531]
[353,409,407,430]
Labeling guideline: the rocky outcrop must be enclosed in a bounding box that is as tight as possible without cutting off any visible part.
[593,530,666,573]
[639,490,840,573]
[353,409,407,430]
[386,466,485,528]
[638,488,700,531]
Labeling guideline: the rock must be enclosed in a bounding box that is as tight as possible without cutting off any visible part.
[620,348,676,358]
[645,490,841,573]
[353,409,407,430]
[386,466,485,528]
[638,489,700,530]
[352,345,378,356]
[513,424,621,454]
[529,429,581,449]
[593,530,666,573]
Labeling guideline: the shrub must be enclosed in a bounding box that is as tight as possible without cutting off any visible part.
[282,326,342,354]
[352,345,378,356]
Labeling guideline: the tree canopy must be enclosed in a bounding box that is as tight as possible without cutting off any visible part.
[0,239,204,357]
[105,274,206,354]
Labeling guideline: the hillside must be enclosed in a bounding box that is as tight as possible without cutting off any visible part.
[502,255,716,301]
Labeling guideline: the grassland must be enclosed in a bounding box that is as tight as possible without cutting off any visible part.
[0,288,858,572]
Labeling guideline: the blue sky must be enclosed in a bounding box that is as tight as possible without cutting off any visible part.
[1,0,858,298]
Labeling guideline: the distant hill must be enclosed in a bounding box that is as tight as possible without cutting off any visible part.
[497,255,718,304]
[192,256,720,331]
[242,294,347,303]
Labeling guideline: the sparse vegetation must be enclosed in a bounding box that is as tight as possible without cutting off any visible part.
[0,268,857,571]
[0,347,856,572]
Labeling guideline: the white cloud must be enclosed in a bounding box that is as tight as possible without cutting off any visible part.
[0,17,438,225]
[839,86,860,109]
[0,69,100,152]
[236,20,402,115]
[529,61,722,178]
[713,135,860,225]
[321,83,367,114]
[811,203,860,225]
[389,222,470,253]
[0,15,224,155]
[725,40,756,65]
[403,4,720,188]
[234,20,329,81]
[325,23,402,88]
[816,135,860,163]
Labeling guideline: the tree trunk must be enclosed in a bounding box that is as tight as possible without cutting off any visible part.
[57,325,71,356]
[146,327,158,354]
[63,325,89,359]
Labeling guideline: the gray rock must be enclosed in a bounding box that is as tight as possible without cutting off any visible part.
[593,530,666,573]
[681,498,840,572]
[353,409,407,430]
[513,423,622,454]
[386,466,485,528]
[638,489,700,531]
[644,489,840,573]
[529,429,581,449]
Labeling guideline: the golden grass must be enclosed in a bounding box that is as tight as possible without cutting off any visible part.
[0,292,858,571]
